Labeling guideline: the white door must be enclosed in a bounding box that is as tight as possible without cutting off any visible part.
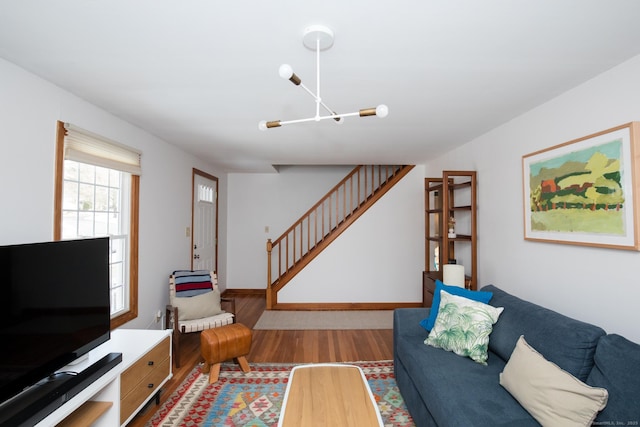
[192,170,218,272]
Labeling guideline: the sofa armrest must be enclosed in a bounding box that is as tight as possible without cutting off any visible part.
[394,308,431,338]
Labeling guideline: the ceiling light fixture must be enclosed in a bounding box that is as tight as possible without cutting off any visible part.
[258,25,388,131]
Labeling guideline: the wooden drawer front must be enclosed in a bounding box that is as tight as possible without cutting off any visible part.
[120,336,170,424]
[121,337,170,395]
[120,356,170,424]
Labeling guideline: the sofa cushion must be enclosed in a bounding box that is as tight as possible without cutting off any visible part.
[420,279,494,331]
[424,291,503,365]
[587,334,640,424]
[482,285,605,381]
[394,308,539,426]
[501,336,608,426]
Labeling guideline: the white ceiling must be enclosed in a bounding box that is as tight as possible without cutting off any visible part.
[2,1,640,172]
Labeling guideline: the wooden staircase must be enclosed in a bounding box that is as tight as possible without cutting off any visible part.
[265,164,415,309]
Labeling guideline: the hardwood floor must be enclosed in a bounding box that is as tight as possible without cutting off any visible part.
[127,292,394,426]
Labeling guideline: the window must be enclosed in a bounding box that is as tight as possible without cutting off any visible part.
[54,121,140,329]
[62,161,130,315]
[198,183,214,203]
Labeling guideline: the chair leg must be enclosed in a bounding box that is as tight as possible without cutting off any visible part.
[236,356,251,373]
[208,363,221,384]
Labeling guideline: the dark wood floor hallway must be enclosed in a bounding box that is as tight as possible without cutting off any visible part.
[127,291,394,426]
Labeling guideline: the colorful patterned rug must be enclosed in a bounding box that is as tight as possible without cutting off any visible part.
[146,360,414,427]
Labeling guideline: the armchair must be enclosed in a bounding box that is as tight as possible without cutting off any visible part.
[165,270,235,368]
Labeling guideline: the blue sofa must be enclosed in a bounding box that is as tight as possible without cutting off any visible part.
[393,285,640,426]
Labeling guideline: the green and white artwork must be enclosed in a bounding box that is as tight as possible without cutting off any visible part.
[522,123,640,250]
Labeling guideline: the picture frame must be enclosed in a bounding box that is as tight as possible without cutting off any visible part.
[522,122,640,250]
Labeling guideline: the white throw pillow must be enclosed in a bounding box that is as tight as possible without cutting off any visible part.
[171,288,222,321]
[424,290,503,365]
[500,335,608,426]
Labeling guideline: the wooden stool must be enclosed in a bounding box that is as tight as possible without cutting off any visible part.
[200,323,252,383]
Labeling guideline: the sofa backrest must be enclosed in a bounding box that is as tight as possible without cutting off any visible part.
[482,285,605,381]
[587,334,640,422]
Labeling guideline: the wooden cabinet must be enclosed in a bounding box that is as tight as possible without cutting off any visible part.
[36,329,172,427]
[424,171,477,306]
[120,336,171,425]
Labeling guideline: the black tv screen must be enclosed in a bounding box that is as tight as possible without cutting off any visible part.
[0,237,111,404]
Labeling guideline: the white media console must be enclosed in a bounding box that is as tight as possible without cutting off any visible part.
[35,329,172,427]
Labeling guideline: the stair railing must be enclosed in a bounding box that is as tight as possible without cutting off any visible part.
[266,165,412,308]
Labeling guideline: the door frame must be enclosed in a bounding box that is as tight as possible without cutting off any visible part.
[192,168,219,273]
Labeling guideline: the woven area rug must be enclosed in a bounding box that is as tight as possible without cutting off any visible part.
[146,360,414,427]
[253,310,394,330]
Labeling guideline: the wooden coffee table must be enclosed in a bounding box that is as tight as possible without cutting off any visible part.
[278,363,383,427]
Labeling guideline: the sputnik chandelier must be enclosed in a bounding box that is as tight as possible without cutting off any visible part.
[258,25,388,130]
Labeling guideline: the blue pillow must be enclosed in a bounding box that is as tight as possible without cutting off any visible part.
[420,279,493,331]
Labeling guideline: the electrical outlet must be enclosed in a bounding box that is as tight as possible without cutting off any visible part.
[155,310,162,322]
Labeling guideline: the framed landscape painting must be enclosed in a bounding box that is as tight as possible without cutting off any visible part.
[522,122,640,250]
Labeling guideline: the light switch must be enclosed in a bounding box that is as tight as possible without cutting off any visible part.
[264,226,269,233]
[185,227,190,237]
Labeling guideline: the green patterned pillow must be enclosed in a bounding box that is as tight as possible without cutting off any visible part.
[424,290,504,365]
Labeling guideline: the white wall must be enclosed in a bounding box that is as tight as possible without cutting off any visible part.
[425,54,640,343]
[0,58,227,330]
[227,165,425,303]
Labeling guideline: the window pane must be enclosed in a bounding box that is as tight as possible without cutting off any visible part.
[78,211,94,237]
[79,183,94,211]
[111,285,124,313]
[79,163,95,184]
[62,211,78,239]
[109,187,120,213]
[198,184,215,203]
[111,238,124,263]
[63,181,79,210]
[110,258,123,287]
[109,212,120,234]
[95,186,109,211]
[64,160,79,180]
[94,212,108,235]
[109,169,120,188]
[95,166,109,186]
[110,236,126,314]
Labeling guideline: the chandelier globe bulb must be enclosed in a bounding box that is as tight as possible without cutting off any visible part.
[258,120,268,131]
[279,64,293,80]
[376,104,389,118]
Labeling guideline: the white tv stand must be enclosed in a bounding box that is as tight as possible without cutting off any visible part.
[35,329,172,427]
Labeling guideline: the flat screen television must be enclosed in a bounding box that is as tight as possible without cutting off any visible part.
[0,237,111,406]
